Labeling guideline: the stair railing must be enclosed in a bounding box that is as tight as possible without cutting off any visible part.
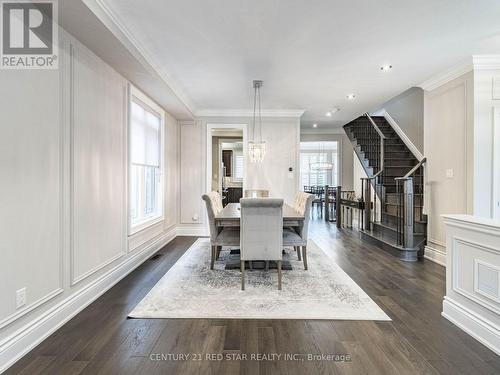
[395,157,426,248]
[360,113,386,230]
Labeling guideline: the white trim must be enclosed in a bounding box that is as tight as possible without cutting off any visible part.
[196,109,305,118]
[419,59,473,91]
[442,296,500,356]
[424,245,446,267]
[300,128,345,135]
[82,0,196,116]
[0,226,177,374]
[206,123,248,196]
[494,107,500,220]
[176,224,209,237]
[128,84,166,236]
[472,55,500,70]
[451,237,500,315]
[474,259,500,304]
[378,109,424,161]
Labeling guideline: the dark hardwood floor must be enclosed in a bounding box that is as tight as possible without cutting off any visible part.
[6,215,500,374]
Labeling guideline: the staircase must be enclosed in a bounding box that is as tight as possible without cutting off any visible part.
[343,114,427,261]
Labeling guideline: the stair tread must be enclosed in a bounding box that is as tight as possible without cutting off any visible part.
[384,202,424,208]
[381,211,427,223]
[373,221,426,236]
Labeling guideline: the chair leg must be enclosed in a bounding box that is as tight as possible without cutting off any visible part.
[241,260,245,290]
[296,246,302,261]
[302,246,308,270]
[216,246,222,259]
[249,261,253,270]
[277,260,282,290]
[210,246,215,270]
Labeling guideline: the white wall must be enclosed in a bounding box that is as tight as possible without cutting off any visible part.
[423,72,474,265]
[473,68,500,219]
[178,116,300,234]
[375,87,424,154]
[0,30,179,371]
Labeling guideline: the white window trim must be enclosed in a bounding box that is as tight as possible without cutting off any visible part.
[128,84,165,236]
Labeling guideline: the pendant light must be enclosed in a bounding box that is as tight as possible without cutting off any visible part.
[310,142,333,171]
[248,80,266,163]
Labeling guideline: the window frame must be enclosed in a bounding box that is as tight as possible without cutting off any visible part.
[299,143,339,189]
[128,85,165,235]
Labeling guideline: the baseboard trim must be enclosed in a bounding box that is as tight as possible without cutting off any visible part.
[424,245,446,267]
[0,226,177,374]
[442,297,500,356]
[176,224,209,237]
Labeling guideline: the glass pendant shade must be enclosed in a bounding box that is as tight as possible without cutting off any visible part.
[248,141,266,163]
[310,161,333,171]
[249,80,265,163]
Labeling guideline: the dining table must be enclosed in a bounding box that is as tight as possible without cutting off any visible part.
[214,202,305,228]
[214,202,304,270]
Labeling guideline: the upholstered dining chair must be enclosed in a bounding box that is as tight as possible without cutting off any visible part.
[284,192,314,270]
[202,192,240,270]
[244,189,269,198]
[240,198,284,290]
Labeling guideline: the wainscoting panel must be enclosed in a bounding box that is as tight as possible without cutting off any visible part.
[0,52,63,324]
[180,121,203,225]
[70,40,127,285]
[443,215,500,355]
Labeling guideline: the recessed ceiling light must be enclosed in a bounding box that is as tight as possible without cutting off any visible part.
[346,94,356,100]
[325,107,340,117]
[380,65,393,72]
[312,123,318,128]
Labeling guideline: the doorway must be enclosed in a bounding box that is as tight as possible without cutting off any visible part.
[206,124,247,206]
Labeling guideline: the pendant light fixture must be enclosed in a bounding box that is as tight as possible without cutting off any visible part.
[248,80,266,163]
[310,142,333,171]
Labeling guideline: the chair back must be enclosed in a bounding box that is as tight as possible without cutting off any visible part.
[244,189,269,198]
[293,192,314,241]
[240,198,283,261]
[202,191,223,242]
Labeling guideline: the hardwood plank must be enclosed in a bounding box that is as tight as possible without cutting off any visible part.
[6,221,500,375]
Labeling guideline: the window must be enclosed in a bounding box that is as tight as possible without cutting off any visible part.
[129,87,164,232]
[299,142,338,189]
[234,154,244,180]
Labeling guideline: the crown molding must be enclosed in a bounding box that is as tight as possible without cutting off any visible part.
[419,59,473,91]
[83,0,196,115]
[300,128,345,135]
[472,55,500,70]
[195,109,305,118]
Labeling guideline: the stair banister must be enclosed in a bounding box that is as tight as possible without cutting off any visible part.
[362,113,386,227]
[365,112,386,172]
[395,157,427,249]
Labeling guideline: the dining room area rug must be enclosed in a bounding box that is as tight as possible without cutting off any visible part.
[128,238,391,321]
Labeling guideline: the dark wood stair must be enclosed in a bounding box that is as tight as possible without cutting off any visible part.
[343,115,427,261]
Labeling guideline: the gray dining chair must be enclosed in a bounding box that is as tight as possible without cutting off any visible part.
[202,192,240,270]
[283,192,314,270]
[244,189,269,198]
[240,198,284,290]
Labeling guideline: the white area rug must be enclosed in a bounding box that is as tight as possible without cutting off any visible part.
[129,238,391,320]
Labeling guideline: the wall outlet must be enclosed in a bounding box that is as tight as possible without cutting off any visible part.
[16,288,26,309]
[446,169,454,179]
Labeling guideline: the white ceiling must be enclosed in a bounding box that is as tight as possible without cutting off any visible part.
[100,0,500,129]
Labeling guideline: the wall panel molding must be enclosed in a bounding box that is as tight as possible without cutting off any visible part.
[0,226,176,373]
[68,38,127,286]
